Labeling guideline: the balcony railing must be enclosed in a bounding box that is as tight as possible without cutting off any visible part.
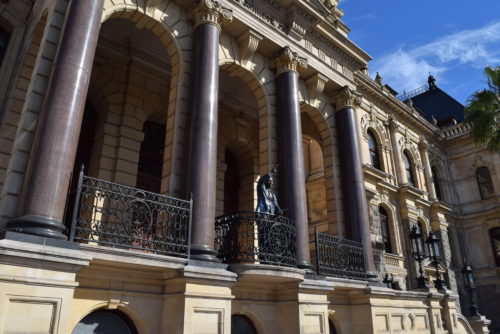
[215,211,296,267]
[68,170,192,257]
[315,232,367,280]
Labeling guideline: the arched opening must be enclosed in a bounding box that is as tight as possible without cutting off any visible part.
[476,166,494,200]
[136,121,165,193]
[489,227,500,266]
[301,113,328,233]
[367,129,381,170]
[0,26,10,65]
[231,314,257,334]
[80,16,171,186]
[403,151,416,186]
[379,206,393,253]
[72,309,138,334]
[329,319,338,334]
[431,166,442,201]
[224,149,240,214]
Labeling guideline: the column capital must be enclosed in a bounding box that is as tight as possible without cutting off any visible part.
[194,0,233,29]
[276,47,307,76]
[419,137,429,151]
[335,86,362,110]
[387,117,399,131]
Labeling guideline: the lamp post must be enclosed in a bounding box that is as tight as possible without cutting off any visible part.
[409,225,429,289]
[426,231,447,290]
[462,265,480,316]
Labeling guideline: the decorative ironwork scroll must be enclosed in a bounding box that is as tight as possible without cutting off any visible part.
[315,231,367,280]
[215,211,296,267]
[68,170,191,257]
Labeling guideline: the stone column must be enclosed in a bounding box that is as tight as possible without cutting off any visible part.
[335,86,377,280]
[388,118,407,185]
[5,0,104,240]
[275,47,312,271]
[419,138,436,201]
[188,0,232,261]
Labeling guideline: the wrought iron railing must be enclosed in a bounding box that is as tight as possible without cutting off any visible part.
[68,168,192,257]
[215,211,296,267]
[315,232,367,280]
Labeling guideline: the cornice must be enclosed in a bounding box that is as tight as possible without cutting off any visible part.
[354,71,442,140]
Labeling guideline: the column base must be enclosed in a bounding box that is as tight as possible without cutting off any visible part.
[190,243,220,262]
[297,260,314,273]
[5,215,67,240]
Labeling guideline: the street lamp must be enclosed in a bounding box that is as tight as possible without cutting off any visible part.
[462,265,480,316]
[409,225,429,289]
[426,231,447,290]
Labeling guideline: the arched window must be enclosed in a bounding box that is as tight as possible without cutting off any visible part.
[0,27,10,65]
[136,121,165,193]
[367,130,381,170]
[490,228,500,266]
[402,151,415,186]
[379,206,393,253]
[431,166,442,200]
[476,167,495,200]
[72,310,137,334]
[232,315,257,334]
[329,319,338,334]
[417,221,428,257]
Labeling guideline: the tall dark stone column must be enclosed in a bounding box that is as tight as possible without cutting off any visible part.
[276,47,313,271]
[5,0,104,240]
[335,86,378,280]
[188,0,232,261]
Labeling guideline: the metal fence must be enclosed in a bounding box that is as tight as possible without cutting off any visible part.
[68,169,192,257]
[215,211,296,267]
[315,231,367,280]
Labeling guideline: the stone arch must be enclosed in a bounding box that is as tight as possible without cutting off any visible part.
[218,41,277,176]
[71,302,148,334]
[360,114,390,146]
[378,202,402,254]
[301,99,343,236]
[99,2,193,196]
[0,2,27,112]
[231,310,266,334]
[102,0,193,197]
[217,107,260,214]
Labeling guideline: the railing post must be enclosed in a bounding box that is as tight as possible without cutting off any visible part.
[68,164,85,242]
[188,193,193,262]
[315,227,320,275]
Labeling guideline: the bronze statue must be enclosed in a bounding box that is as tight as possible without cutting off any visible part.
[255,167,282,215]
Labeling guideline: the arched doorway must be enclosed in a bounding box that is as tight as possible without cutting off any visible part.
[231,314,257,334]
[72,310,137,334]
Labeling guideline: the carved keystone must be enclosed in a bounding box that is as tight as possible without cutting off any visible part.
[238,29,263,67]
[306,73,329,107]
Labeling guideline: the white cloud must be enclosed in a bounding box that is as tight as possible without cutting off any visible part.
[372,21,500,93]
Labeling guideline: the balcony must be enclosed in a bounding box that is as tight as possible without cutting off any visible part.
[67,172,191,257]
[315,232,367,280]
[215,211,296,267]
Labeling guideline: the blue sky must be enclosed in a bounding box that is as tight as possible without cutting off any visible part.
[339,0,500,105]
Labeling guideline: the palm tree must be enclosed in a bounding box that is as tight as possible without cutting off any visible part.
[464,66,500,152]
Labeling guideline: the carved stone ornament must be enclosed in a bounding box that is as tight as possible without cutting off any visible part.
[195,0,233,29]
[238,29,263,67]
[335,86,362,110]
[275,46,307,76]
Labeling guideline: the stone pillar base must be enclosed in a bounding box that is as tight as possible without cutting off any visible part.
[163,260,237,334]
[0,238,91,334]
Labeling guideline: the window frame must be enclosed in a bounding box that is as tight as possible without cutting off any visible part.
[367,129,381,170]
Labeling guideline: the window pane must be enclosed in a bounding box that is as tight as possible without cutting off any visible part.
[476,167,495,200]
[0,28,10,65]
[490,228,500,266]
[367,131,380,170]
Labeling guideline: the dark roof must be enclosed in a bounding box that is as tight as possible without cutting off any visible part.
[410,78,464,126]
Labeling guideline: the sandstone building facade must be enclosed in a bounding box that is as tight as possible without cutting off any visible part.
[0,0,498,333]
